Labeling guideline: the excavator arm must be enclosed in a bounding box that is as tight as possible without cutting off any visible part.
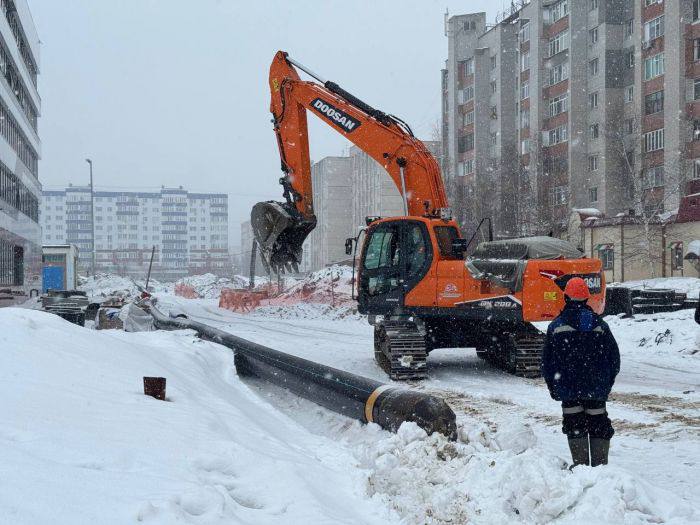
[251,51,448,273]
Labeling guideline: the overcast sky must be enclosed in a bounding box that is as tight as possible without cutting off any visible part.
[31,0,499,247]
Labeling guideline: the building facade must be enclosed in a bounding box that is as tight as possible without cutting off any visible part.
[304,156,354,272]
[443,0,700,240]
[0,0,41,303]
[41,187,229,280]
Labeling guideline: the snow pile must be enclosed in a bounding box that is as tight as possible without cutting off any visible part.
[78,273,142,298]
[609,277,700,299]
[174,273,248,299]
[607,308,699,357]
[348,421,696,525]
[0,308,390,524]
[251,302,362,321]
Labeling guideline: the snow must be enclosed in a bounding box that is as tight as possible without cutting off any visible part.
[174,273,248,299]
[3,290,699,523]
[0,308,391,524]
[155,296,700,524]
[687,240,700,258]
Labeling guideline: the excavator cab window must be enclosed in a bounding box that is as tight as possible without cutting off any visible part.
[434,226,462,260]
[363,223,401,296]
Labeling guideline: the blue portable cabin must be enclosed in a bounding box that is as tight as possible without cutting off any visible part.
[42,245,79,292]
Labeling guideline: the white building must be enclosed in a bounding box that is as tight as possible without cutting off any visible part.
[41,186,229,281]
[0,0,41,304]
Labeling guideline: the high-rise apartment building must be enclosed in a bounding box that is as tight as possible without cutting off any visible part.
[40,187,229,280]
[0,0,41,303]
[443,0,700,238]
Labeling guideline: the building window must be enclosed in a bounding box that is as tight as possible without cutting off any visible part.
[627,51,635,68]
[644,129,664,152]
[544,125,568,146]
[548,61,569,85]
[520,81,529,100]
[589,92,599,108]
[645,166,664,188]
[521,138,531,154]
[549,30,569,57]
[625,19,633,38]
[694,159,700,179]
[645,0,662,5]
[549,185,568,206]
[693,120,700,140]
[695,0,700,21]
[465,57,474,75]
[549,0,568,23]
[519,23,530,43]
[589,123,599,139]
[589,187,598,203]
[626,118,634,134]
[644,53,665,80]
[589,155,599,171]
[491,55,497,70]
[458,133,474,153]
[590,0,598,10]
[644,90,664,114]
[695,79,700,100]
[671,244,684,271]
[549,93,568,117]
[491,81,497,93]
[644,16,664,42]
[464,159,474,175]
[521,51,530,71]
[625,86,634,102]
[599,247,614,271]
[520,108,530,128]
[459,85,474,103]
[464,110,474,126]
[589,27,598,44]
[589,58,599,76]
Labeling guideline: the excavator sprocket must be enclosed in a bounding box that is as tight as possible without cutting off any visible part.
[250,201,316,274]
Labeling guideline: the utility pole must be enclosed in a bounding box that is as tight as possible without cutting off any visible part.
[85,158,96,277]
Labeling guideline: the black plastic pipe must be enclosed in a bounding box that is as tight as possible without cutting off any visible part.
[148,302,456,439]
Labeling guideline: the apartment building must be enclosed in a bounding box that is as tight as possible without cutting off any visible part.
[444,0,700,238]
[41,187,229,280]
[0,0,41,303]
[349,141,443,235]
[303,156,353,272]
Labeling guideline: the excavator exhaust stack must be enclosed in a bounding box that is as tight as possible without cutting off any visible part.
[250,201,316,274]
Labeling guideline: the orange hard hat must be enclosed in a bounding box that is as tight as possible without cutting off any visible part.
[564,277,590,300]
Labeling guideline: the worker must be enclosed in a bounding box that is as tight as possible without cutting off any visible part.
[541,277,620,468]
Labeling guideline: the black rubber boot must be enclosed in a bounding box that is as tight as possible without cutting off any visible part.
[590,438,610,467]
[567,437,590,468]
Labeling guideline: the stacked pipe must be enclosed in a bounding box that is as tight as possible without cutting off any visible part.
[148,302,456,439]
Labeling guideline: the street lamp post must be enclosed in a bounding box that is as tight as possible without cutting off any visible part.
[85,158,96,277]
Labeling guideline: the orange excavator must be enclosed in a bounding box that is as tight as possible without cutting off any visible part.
[251,51,605,380]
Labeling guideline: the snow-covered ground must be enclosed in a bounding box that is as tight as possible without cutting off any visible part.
[3,294,698,524]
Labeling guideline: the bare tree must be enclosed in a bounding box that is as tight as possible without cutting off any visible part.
[609,111,684,277]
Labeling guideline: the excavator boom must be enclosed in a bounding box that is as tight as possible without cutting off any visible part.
[252,51,448,273]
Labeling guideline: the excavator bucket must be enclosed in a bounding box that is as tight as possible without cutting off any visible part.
[250,201,316,274]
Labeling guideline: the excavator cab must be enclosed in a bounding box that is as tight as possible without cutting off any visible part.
[357,218,433,315]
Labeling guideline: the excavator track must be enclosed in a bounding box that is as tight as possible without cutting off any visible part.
[374,321,427,381]
[480,332,545,378]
